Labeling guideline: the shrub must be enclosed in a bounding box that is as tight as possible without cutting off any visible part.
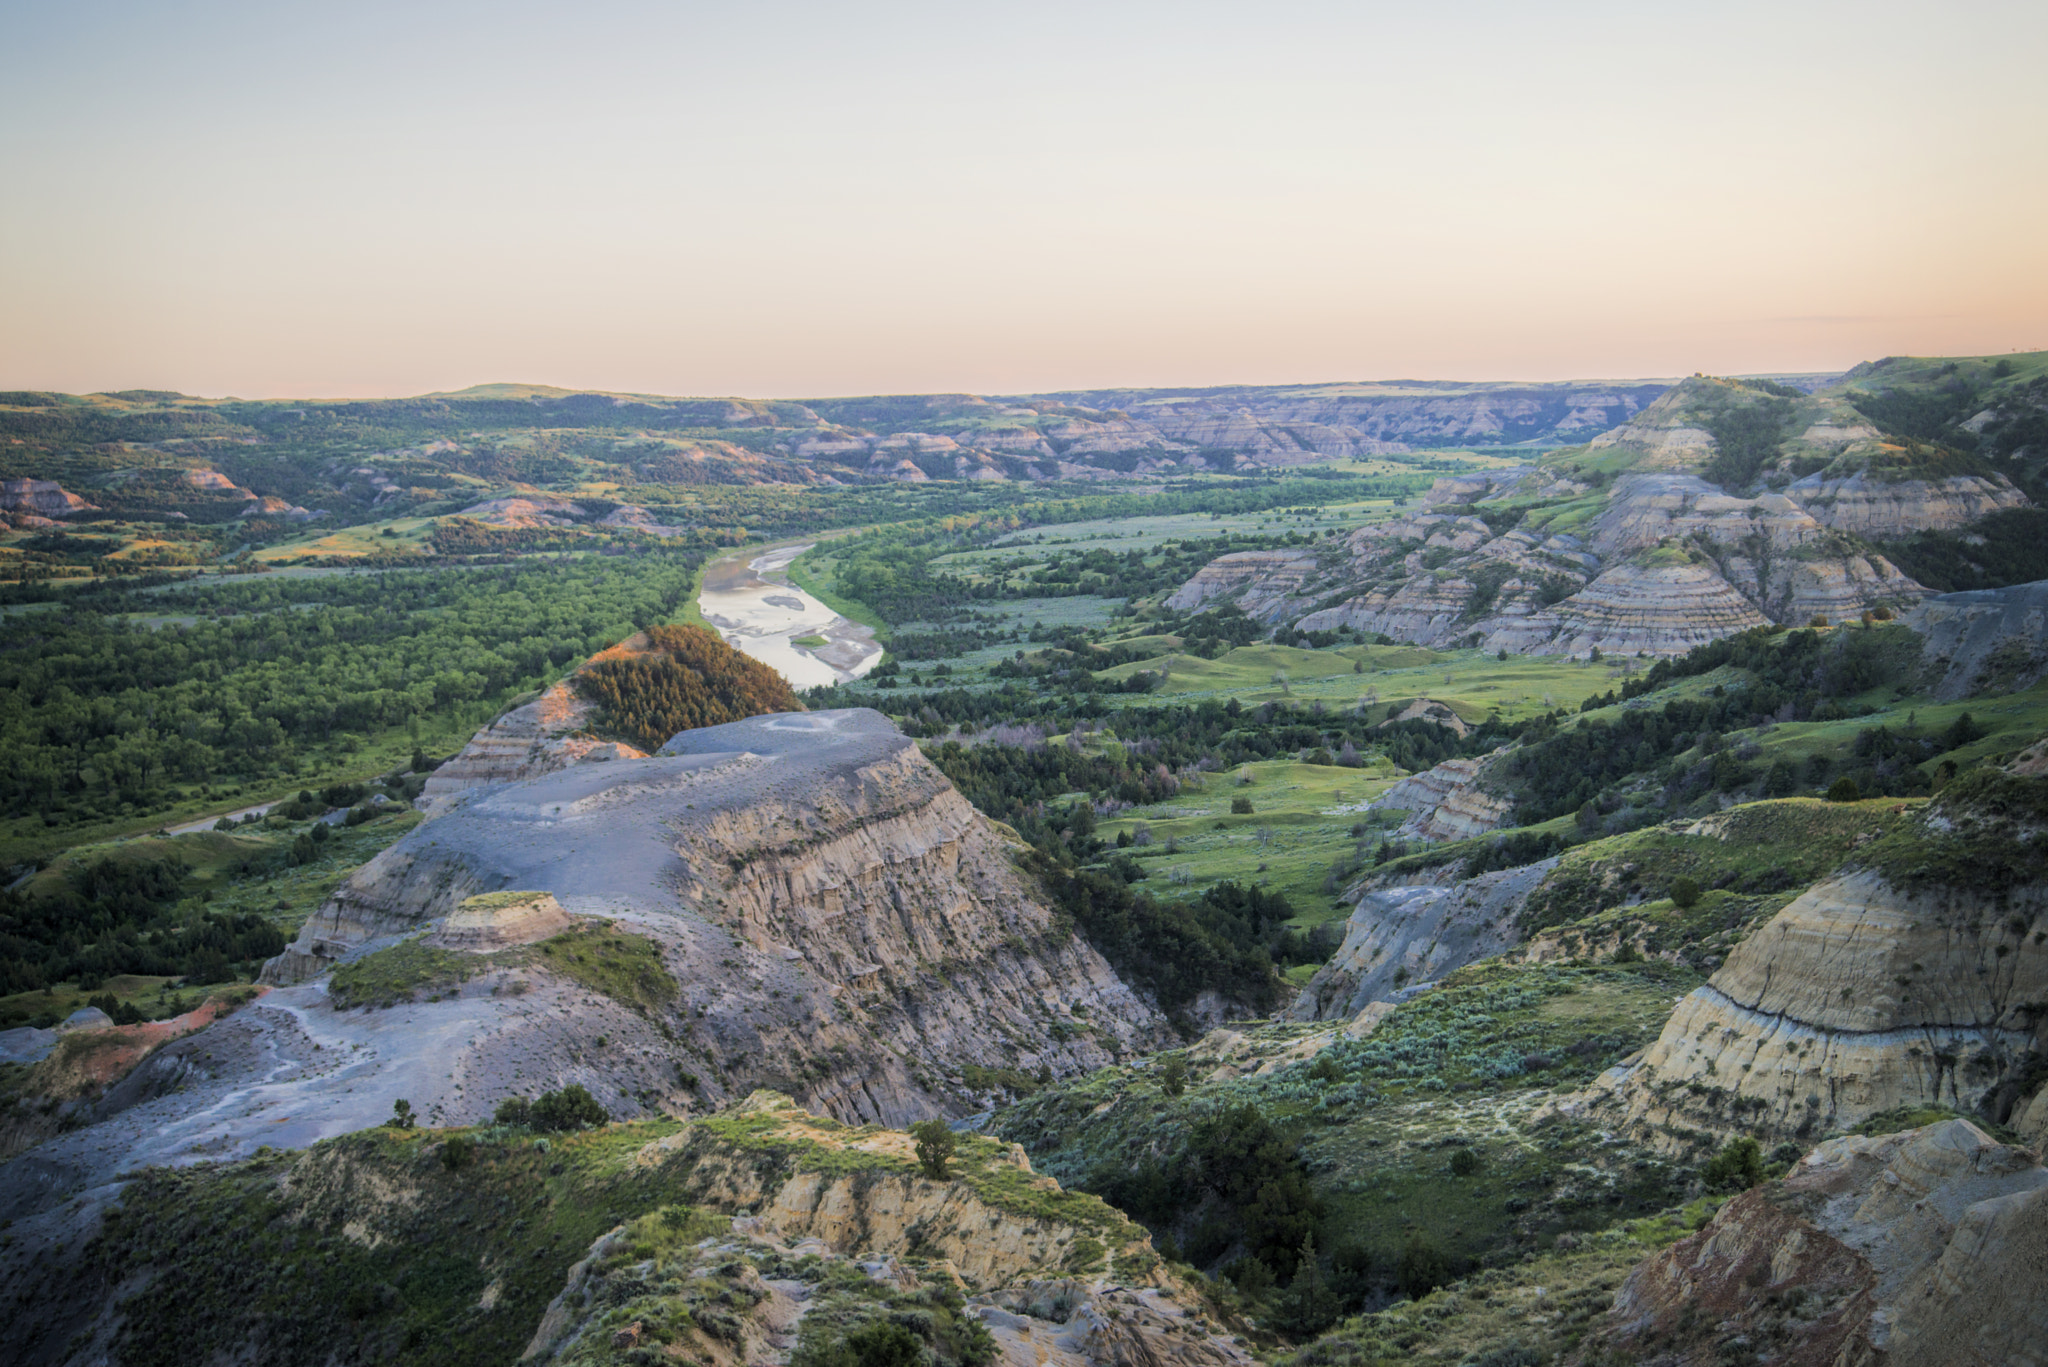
[1231,796,1254,815]
[530,1084,609,1132]
[1827,777,1862,803]
[1669,876,1701,909]
[1160,1054,1188,1098]
[911,1119,956,1179]
[387,1098,416,1130]
[1396,1232,1451,1299]
[810,1320,926,1367]
[1448,1147,1481,1177]
[440,1136,475,1170]
[493,1095,532,1126]
[1703,1136,1765,1192]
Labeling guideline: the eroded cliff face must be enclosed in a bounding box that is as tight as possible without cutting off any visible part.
[1288,859,1556,1021]
[1368,751,1513,842]
[523,1095,1253,1367]
[1578,1119,2048,1367]
[274,710,1169,1129]
[1589,780,2048,1149]
[1163,375,2034,657]
[1908,579,2048,700]
[418,637,656,810]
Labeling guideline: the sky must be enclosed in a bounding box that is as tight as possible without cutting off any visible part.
[2,0,2045,400]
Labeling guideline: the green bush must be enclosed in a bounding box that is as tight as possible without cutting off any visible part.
[530,1085,609,1132]
[1827,777,1862,803]
[1231,796,1254,815]
[911,1119,956,1179]
[1703,1136,1764,1193]
[1669,876,1701,909]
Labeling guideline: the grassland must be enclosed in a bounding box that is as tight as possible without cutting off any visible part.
[996,959,1704,1287]
[329,920,677,1014]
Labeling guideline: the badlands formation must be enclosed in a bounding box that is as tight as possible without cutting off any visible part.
[1167,377,2026,657]
[1581,1119,2048,1367]
[1594,772,2048,1151]
[0,707,1170,1270]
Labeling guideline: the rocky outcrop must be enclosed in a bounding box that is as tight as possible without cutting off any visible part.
[418,637,658,810]
[1785,470,2030,538]
[1163,547,1320,622]
[1369,751,1512,840]
[452,494,591,527]
[1528,560,1771,658]
[0,477,95,518]
[1289,860,1556,1020]
[1579,1119,2048,1367]
[1593,853,2048,1148]
[1908,578,2048,699]
[274,709,1169,1127]
[431,891,575,950]
[521,1095,1254,1367]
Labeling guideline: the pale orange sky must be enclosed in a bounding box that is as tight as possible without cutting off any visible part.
[3,0,2044,399]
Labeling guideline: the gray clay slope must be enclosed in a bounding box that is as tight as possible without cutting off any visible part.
[0,708,1166,1237]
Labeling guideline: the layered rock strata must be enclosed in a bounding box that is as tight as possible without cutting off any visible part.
[1526,561,1771,658]
[1369,751,1512,841]
[419,637,654,809]
[1579,1119,2048,1367]
[431,890,575,950]
[1785,469,2029,537]
[0,477,95,518]
[1593,865,2048,1148]
[277,709,1168,1125]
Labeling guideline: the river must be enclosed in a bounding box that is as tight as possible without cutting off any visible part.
[696,543,883,690]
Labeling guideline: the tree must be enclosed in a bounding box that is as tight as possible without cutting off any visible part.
[1703,1136,1765,1192]
[1448,1147,1481,1177]
[387,1098,416,1130]
[1827,777,1862,803]
[911,1119,956,1179]
[1160,1054,1188,1098]
[1272,1232,1340,1335]
[1669,876,1701,909]
[530,1084,609,1132]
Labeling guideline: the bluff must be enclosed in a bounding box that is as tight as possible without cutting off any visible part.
[0,1092,1249,1367]
[1577,1119,2048,1367]
[1588,769,2048,1152]
[1167,375,2032,658]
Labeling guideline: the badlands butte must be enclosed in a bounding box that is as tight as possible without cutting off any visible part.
[2,351,2048,1367]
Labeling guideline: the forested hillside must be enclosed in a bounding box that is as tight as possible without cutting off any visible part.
[576,624,800,750]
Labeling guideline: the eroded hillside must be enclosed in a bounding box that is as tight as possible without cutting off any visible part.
[1168,374,2035,658]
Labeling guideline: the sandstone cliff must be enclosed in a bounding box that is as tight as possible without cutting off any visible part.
[279,709,1169,1124]
[1578,1119,2048,1367]
[1367,750,1513,842]
[1589,772,2048,1150]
